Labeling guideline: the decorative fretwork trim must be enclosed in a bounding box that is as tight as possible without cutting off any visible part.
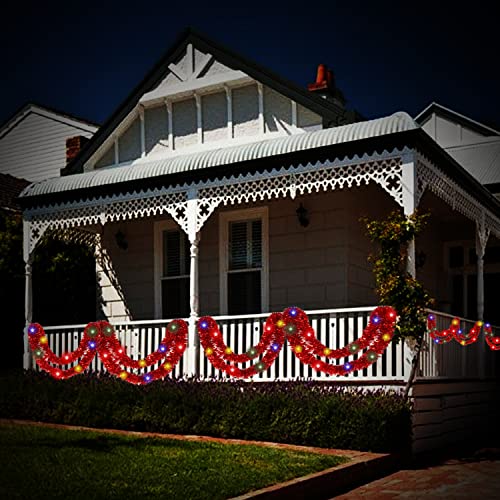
[417,153,500,238]
[197,158,403,232]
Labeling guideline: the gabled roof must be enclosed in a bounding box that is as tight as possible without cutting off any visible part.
[21,112,416,198]
[62,27,359,177]
[415,102,500,137]
[446,137,500,186]
[0,173,30,211]
[0,102,99,140]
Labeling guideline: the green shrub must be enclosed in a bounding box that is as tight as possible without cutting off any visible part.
[0,371,411,453]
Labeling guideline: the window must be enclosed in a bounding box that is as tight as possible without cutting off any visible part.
[220,207,268,315]
[446,242,500,323]
[154,221,190,319]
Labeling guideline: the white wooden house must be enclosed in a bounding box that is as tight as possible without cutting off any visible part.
[18,29,500,450]
[0,103,98,183]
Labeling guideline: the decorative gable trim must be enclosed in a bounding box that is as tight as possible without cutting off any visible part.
[62,28,350,177]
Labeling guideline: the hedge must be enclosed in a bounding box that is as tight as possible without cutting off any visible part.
[0,371,412,453]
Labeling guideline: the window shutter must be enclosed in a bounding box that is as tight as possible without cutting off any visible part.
[161,229,190,318]
[163,230,190,277]
[227,218,263,314]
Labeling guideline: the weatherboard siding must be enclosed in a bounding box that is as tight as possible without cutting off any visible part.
[0,112,94,182]
[98,186,402,322]
[421,114,487,149]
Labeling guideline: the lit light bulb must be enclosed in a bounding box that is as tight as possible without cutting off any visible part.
[120,371,128,380]
[246,347,258,358]
[349,343,359,353]
[323,348,331,355]
[343,362,352,371]
[294,345,303,353]
[205,347,213,356]
[225,347,232,355]
[163,362,172,370]
[138,360,146,367]
[382,334,391,342]
[276,320,285,328]
[74,365,83,373]
[40,336,48,344]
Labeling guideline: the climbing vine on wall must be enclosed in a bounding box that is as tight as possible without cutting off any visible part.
[363,210,434,345]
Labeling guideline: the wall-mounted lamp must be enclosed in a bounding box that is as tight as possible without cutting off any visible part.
[296,203,310,227]
[115,230,128,250]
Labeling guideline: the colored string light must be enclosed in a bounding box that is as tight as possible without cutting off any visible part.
[198,306,397,378]
[427,315,499,350]
[28,319,187,384]
[29,306,405,382]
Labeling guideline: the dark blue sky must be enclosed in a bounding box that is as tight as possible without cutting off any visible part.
[2,1,499,128]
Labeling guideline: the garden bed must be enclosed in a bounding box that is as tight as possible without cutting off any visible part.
[0,372,412,453]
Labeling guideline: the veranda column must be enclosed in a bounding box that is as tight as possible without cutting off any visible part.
[476,218,489,379]
[401,152,419,383]
[23,220,33,370]
[475,218,489,321]
[401,151,417,277]
[186,189,200,376]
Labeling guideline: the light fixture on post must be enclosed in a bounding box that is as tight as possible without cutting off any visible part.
[115,230,128,250]
[296,203,310,227]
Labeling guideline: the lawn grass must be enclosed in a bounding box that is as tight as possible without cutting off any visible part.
[0,423,348,499]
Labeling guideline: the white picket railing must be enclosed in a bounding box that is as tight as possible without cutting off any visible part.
[201,307,410,382]
[418,310,498,379]
[25,307,497,382]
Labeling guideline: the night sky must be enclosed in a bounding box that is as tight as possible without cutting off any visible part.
[2,1,499,129]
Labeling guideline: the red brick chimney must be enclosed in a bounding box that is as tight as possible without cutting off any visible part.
[66,136,89,164]
[308,64,345,106]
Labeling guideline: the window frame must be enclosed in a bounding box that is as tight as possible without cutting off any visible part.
[444,240,500,319]
[154,219,190,319]
[219,207,269,315]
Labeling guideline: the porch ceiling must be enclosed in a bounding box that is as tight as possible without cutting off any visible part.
[20,112,416,199]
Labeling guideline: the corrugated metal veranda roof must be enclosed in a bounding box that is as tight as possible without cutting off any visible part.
[21,112,417,198]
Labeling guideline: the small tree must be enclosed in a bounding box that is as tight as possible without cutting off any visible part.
[363,210,434,398]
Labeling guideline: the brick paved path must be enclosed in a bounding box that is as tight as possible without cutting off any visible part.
[334,457,500,499]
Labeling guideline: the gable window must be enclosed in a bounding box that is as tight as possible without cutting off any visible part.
[154,221,190,319]
[220,207,268,315]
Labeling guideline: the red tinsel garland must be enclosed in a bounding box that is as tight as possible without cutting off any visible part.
[29,306,401,382]
[427,314,499,350]
[198,306,398,378]
[27,320,187,384]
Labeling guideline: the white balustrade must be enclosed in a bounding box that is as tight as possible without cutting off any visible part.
[26,307,497,381]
